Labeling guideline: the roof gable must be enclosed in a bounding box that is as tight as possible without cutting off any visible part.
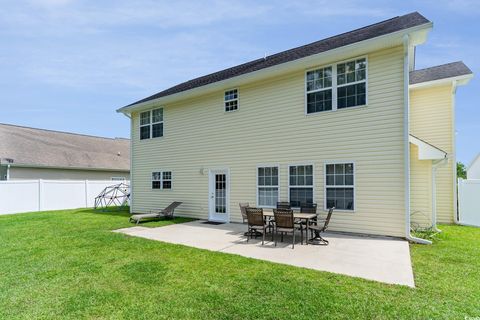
[122,12,430,109]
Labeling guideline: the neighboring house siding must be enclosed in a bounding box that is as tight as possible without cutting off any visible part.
[8,167,130,181]
[468,156,480,179]
[410,84,454,223]
[0,166,7,180]
[130,46,406,237]
[409,144,433,228]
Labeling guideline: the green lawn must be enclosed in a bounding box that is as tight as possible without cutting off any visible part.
[0,208,479,319]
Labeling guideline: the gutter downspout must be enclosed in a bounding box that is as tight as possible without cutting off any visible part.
[403,34,432,245]
[432,158,448,232]
[6,164,10,180]
[451,81,459,223]
[123,113,133,214]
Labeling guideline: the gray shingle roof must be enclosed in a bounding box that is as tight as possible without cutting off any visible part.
[410,61,473,84]
[124,12,430,108]
[0,123,130,171]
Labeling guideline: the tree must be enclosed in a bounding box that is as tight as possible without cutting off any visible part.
[457,162,467,179]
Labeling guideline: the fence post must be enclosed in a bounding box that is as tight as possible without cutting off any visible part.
[457,178,463,223]
[38,179,43,211]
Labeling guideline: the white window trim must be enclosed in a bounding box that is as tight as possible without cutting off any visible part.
[323,161,356,212]
[140,107,164,140]
[287,162,315,208]
[224,88,239,113]
[151,170,173,190]
[256,164,280,208]
[305,55,368,116]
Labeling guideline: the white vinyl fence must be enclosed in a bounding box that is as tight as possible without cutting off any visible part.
[458,178,480,227]
[0,179,129,215]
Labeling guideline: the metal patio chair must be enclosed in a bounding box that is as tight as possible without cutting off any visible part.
[308,207,334,245]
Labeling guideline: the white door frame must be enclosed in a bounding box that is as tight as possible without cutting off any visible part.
[208,168,230,222]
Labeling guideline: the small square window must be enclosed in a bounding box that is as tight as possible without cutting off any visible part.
[152,171,172,190]
[140,108,164,140]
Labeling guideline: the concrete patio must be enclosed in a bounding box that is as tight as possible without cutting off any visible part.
[114,220,415,287]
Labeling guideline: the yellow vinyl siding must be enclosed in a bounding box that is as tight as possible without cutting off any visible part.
[409,144,433,228]
[410,84,454,224]
[130,46,406,237]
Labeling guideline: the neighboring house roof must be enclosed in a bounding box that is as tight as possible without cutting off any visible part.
[124,11,430,108]
[0,123,130,171]
[467,153,480,171]
[410,61,473,84]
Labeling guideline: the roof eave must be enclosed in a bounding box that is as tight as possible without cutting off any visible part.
[117,22,432,115]
[409,73,473,90]
[5,163,130,172]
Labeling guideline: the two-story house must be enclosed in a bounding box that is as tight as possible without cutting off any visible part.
[117,12,472,241]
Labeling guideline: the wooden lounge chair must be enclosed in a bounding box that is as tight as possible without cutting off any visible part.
[308,207,334,245]
[129,202,182,225]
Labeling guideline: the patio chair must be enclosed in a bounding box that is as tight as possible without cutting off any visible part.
[308,207,334,245]
[238,202,250,223]
[300,203,318,238]
[129,202,182,225]
[245,207,270,245]
[276,201,291,210]
[273,208,297,249]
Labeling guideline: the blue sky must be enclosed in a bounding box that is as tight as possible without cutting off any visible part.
[0,0,478,163]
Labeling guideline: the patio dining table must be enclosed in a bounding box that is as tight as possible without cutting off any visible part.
[262,210,317,245]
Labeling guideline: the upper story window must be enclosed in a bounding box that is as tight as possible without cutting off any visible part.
[337,59,366,109]
[140,108,163,140]
[306,66,333,113]
[306,57,367,114]
[325,163,354,210]
[224,89,238,112]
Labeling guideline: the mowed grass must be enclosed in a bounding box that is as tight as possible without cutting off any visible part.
[0,208,479,319]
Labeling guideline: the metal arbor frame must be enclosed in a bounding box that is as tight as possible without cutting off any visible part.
[94,182,130,210]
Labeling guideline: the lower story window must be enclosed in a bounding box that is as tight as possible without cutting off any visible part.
[325,163,354,210]
[289,187,313,208]
[257,166,279,207]
[289,164,314,207]
[152,171,172,190]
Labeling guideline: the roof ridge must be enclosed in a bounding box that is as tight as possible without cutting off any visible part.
[264,15,402,60]
[0,123,129,141]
